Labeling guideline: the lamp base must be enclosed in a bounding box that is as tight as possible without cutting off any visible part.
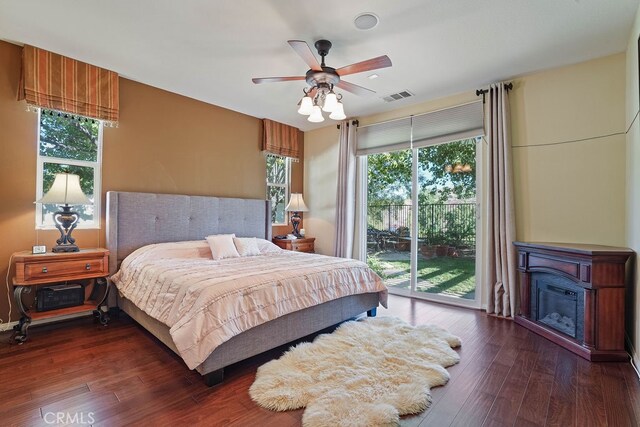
[52,244,80,253]
[290,211,302,238]
[52,205,81,252]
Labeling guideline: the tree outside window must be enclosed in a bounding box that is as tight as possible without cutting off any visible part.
[36,109,103,228]
[266,154,290,224]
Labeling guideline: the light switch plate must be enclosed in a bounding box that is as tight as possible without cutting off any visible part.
[32,245,46,254]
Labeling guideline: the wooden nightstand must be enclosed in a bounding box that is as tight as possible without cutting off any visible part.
[11,248,110,342]
[272,237,315,253]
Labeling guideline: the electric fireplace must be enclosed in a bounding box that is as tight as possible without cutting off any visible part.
[514,242,633,362]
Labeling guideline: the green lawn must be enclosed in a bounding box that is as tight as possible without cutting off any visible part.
[368,255,476,299]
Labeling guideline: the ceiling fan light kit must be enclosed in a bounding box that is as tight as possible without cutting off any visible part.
[252,39,392,124]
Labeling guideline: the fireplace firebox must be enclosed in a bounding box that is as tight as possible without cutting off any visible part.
[532,273,583,340]
[514,242,633,362]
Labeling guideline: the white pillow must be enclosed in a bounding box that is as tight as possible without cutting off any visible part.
[206,234,240,260]
[233,237,261,257]
[256,238,284,254]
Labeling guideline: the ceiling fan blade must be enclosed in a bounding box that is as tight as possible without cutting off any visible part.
[252,76,306,84]
[337,80,376,97]
[336,55,392,76]
[288,40,323,71]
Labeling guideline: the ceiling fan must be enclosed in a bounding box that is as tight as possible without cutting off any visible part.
[252,40,392,122]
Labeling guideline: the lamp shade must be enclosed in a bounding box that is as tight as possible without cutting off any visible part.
[36,173,92,205]
[329,101,346,120]
[308,105,324,123]
[322,92,338,112]
[298,96,313,115]
[285,193,309,212]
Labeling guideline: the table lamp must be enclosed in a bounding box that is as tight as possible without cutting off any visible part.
[36,173,93,252]
[285,193,309,238]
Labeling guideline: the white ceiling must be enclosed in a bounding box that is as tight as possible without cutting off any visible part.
[0,0,638,131]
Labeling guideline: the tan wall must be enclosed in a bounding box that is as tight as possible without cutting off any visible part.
[0,40,302,324]
[625,8,640,368]
[511,53,626,245]
[304,125,341,255]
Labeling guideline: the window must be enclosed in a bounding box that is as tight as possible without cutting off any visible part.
[36,109,103,228]
[266,154,290,225]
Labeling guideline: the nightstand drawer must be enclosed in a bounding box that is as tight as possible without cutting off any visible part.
[273,237,315,253]
[24,258,105,281]
[13,249,110,286]
[291,242,314,252]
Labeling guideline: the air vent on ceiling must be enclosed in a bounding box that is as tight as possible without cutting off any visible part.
[382,90,414,103]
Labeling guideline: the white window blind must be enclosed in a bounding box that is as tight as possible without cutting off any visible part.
[412,101,484,148]
[356,101,484,155]
[355,117,411,155]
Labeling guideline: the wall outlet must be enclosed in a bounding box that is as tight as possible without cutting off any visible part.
[32,245,46,254]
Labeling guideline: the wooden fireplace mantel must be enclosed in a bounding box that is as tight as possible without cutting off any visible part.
[514,241,634,362]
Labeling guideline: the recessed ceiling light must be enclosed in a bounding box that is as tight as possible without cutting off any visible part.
[354,13,379,30]
[368,74,379,79]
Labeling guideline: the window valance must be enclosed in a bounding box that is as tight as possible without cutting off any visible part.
[18,45,119,125]
[262,119,300,159]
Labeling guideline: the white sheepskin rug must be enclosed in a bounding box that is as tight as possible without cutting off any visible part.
[249,316,461,426]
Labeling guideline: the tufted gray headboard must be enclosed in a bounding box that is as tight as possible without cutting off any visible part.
[106,191,271,275]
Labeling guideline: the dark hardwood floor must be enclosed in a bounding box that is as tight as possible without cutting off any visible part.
[1,295,638,426]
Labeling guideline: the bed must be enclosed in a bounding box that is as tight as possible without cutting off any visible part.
[106,191,387,386]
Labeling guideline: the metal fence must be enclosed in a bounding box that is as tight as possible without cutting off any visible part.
[368,203,476,247]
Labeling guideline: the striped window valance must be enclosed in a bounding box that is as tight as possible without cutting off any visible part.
[262,119,300,160]
[18,45,119,125]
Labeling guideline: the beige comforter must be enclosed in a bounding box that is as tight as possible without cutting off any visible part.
[111,241,387,370]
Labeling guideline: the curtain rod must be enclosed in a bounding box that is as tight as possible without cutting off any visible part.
[336,120,359,130]
[476,82,513,103]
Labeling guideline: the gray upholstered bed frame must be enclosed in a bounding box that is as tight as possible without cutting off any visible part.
[106,191,380,386]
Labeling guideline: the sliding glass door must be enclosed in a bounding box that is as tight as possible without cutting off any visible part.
[365,138,480,307]
[358,101,484,307]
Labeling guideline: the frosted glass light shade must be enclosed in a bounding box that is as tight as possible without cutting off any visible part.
[308,105,324,123]
[322,92,338,112]
[329,102,346,120]
[36,173,92,205]
[298,96,313,115]
[285,193,309,212]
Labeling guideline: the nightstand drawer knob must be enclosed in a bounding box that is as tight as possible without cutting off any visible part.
[42,267,47,273]
[86,263,91,270]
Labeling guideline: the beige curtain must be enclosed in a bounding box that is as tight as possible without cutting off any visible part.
[334,121,357,258]
[484,83,517,317]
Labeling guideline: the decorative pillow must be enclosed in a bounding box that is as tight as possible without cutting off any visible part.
[205,234,240,260]
[233,237,261,257]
